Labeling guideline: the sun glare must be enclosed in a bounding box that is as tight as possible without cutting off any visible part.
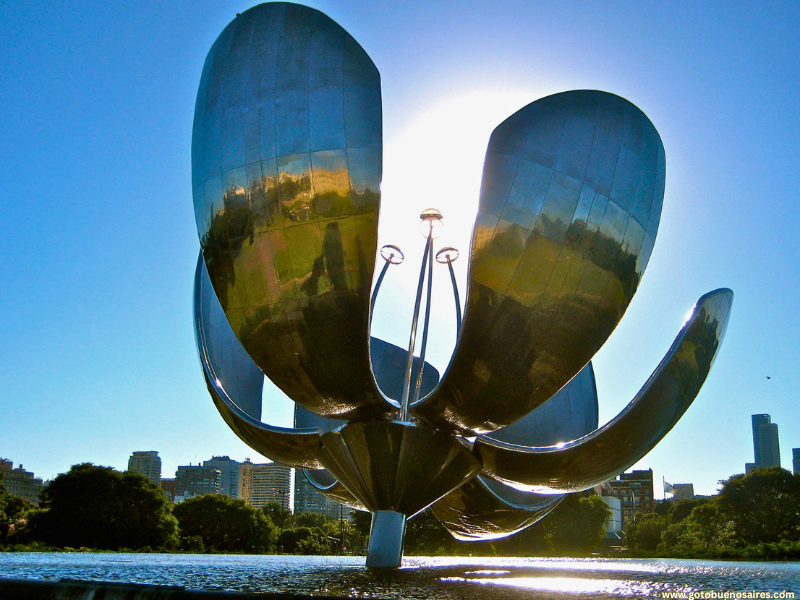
[371,89,541,367]
[379,89,540,257]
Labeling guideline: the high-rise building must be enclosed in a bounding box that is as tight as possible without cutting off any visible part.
[175,465,222,499]
[749,414,781,471]
[0,459,44,505]
[294,471,328,514]
[793,448,800,476]
[293,469,345,518]
[203,456,240,498]
[239,459,291,509]
[606,469,654,527]
[127,451,162,486]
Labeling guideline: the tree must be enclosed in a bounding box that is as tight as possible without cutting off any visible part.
[624,513,666,551]
[350,510,371,541]
[294,511,330,529]
[174,494,278,553]
[659,501,735,553]
[320,519,351,553]
[716,467,800,546]
[542,493,611,552]
[404,510,457,556]
[28,463,178,549]
[667,499,707,524]
[279,526,332,555]
[0,485,35,545]
[654,499,673,518]
[262,502,292,530]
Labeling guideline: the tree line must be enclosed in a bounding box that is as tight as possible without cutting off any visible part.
[623,467,800,560]
[0,464,357,554]
[1,463,612,555]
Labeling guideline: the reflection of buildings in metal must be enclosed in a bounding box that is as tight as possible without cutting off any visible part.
[191,2,733,569]
[412,90,667,435]
[193,0,385,421]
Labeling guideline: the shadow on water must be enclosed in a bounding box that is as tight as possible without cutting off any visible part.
[1,555,799,599]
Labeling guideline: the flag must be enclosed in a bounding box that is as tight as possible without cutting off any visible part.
[664,481,676,494]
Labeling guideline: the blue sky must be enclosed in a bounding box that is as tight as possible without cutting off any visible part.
[1,0,799,498]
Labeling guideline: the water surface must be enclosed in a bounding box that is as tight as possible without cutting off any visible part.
[1,554,798,598]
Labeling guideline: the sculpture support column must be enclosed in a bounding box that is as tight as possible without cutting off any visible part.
[366,511,407,568]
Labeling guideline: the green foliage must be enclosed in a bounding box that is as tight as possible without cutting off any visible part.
[0,487,35,545]
[173,494,278,553]
[321,517,354,553]
[491,520,549,556]
[279,526,332,555]
[262,502,292,530]
[667,499,707,524]
[659,501,736,553]
[179,535,205,553]
[293,511,330,529]
[350,510,371,541]
[623,468,800,559]
[624,513,667,551]
[716,467,800,546]
[542,493,611,552]
[27,463,178,550]
[404,510,457,556]
[653,499,672,518]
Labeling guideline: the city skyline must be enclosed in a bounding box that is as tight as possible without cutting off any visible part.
[2,1,800,498]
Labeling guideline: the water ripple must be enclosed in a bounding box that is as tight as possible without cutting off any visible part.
[0,554,798,599]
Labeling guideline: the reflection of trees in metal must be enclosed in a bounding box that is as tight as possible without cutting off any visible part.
[191,3,733,568]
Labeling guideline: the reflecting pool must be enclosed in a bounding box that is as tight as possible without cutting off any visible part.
[1,554,798,598]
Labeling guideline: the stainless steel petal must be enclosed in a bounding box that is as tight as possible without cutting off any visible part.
[192,2,389,420]
[475,288,733,493]
[413,90,666,434]
[487,362,598,446]
[302,469,367,512]
[371,336,439,404]
[430,477,562,541]
[432,362,598,540]
[195,252,323,470]
[317,421,482,517]
[293,341,439,497]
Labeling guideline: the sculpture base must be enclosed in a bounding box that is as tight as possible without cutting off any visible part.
[366,510,407,568]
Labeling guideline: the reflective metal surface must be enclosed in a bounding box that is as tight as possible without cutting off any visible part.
[370,337,439,403]
[366,511,407,568]
[430,477,562,541]
[191,3,733,568]
[431,362,598,540]
[294,341,438,508]
[294,402,364,508]
[301,470,367,512]
[194,253,323,469]
[475,288,733,493]
[413,90,666,435]
[486,362,598,447]
[317,421,482,517]
[192,2,388,420]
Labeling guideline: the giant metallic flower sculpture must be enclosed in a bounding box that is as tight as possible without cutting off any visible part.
[191,3,732,568]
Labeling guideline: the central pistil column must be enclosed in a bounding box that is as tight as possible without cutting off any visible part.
[367,510,407,568]
[316,421,482,568]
